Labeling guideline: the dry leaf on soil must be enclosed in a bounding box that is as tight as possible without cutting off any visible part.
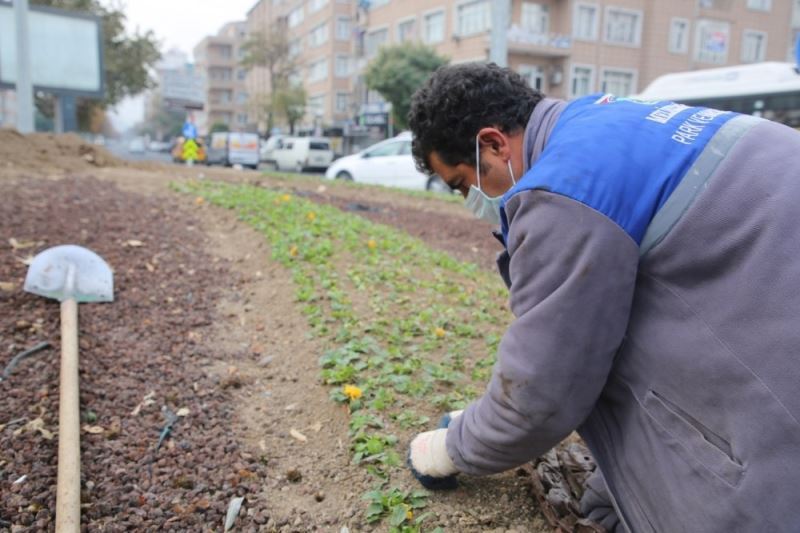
[176,407,190,417]
[13,418,54,440]
[123,239,144,247]
[289,428,308,443]
[0,281,15,292]
[9,237,41,250]
[82,425,105,434]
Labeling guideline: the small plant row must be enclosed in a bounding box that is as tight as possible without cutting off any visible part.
[178,180,510,532]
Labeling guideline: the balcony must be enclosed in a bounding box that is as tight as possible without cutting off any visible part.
[503,26,572,58]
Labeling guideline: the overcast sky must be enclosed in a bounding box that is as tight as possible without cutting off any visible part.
[107,0,256,132]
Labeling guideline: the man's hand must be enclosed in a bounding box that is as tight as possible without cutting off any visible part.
[408,410,464,490]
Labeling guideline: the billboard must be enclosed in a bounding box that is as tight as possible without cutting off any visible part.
[0,1,103,97]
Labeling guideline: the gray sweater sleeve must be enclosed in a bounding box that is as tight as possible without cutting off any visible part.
[446,190,639,475]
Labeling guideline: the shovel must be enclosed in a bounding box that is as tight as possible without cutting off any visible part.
[24,245,114,532]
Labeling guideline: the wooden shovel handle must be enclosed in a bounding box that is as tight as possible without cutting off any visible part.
[56,298,81,533]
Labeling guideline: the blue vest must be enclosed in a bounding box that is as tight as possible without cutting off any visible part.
[500,94,738,246]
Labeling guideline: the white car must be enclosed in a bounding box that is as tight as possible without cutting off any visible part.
[324,132,451,193]
[271,137,334,172]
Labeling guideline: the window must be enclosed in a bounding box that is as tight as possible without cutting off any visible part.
[289,71,303,86]
[370,0,390,7]
[668,18,690,54]
[741,30,767,62]
[309,0,328,13]
[219,90,232,103]
[237,113,248,125]
[604,7,642,46]
[335,55,351,77]
[601,69,636,96]
[793,0,800,29]
[521,2,549,34]
[424,10,445,44]
[308,94,326,116]
[337,17,351,40]
[518,64,545,91]
[237,69,247,80]
[746,0,771,11]
[336,92,350,113]
[397,18,416,43]
[573,3,599,41]
[309,22,329,47]
[307,58,328,83]
[570,65,594,97]
[694,19,730,64]
[366,141,403,157]
[457,0,490,37]
[288,6,304,28]
[365,28,388,58]
[289,38,302,58]
[237,92,248,104]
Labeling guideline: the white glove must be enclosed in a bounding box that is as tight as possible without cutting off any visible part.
[408,428,458,478]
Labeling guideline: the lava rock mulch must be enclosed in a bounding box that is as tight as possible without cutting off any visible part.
[0,177,267,531]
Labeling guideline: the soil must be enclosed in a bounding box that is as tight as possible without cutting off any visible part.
[0,133,554,532]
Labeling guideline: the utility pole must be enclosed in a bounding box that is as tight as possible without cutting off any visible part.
[14,0,35,133]
[489,0,511,67]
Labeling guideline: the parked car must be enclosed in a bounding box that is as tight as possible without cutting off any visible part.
[205,132,260,169]
[127,137,146,154]
[324,132,450,192]
[271,137,334,172]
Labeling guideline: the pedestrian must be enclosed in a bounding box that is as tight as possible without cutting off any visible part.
[405,62,800,532]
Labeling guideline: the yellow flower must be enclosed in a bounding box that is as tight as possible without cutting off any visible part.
[343,384,362,400]
[405,505,413,520]
[289,245,298,257]
[281,193,292,202]
[367,239,377,250]
[434,327,446,338]
[307,211,317,222]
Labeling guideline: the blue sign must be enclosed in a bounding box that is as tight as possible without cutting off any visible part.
[795,33,800,70]
[182,121,197,139]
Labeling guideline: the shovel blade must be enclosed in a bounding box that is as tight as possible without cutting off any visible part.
[24,245,114,303]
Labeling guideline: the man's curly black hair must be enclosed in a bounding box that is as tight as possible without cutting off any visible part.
[408,62,543,175]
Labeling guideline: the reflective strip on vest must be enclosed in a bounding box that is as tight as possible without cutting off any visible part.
[639,114,762,257]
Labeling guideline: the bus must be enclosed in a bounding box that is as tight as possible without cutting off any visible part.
[637,62,800,127]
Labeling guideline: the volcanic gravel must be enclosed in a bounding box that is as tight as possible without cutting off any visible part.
[0,177,267,531]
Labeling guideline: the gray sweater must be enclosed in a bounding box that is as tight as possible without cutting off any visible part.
[446,102,800,532]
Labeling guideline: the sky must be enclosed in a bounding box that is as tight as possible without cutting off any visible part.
[107,0,257,132]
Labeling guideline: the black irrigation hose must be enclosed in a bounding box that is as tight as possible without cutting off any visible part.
[0,341,52,381]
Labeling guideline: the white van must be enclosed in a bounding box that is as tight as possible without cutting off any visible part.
[271,137,334,173]
[206,132,260,169]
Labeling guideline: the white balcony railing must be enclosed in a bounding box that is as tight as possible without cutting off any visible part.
[505,25,572,57]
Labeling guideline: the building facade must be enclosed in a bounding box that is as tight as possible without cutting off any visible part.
[240,0,799,142]
[193,21,250,135]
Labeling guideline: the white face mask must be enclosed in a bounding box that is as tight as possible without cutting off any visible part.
[465,135,516,226]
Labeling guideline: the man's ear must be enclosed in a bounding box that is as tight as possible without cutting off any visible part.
[477,127,510,158]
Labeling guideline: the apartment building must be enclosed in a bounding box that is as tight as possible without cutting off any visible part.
[244,0,358,135]
[193,21,250,135]
[361,0,796,101]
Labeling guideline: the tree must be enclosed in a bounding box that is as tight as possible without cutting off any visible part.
[273,85,307,135]
[240,21,296,134]
[209,122,230,134]
[364,44,448,131]
[31,0,160,131]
